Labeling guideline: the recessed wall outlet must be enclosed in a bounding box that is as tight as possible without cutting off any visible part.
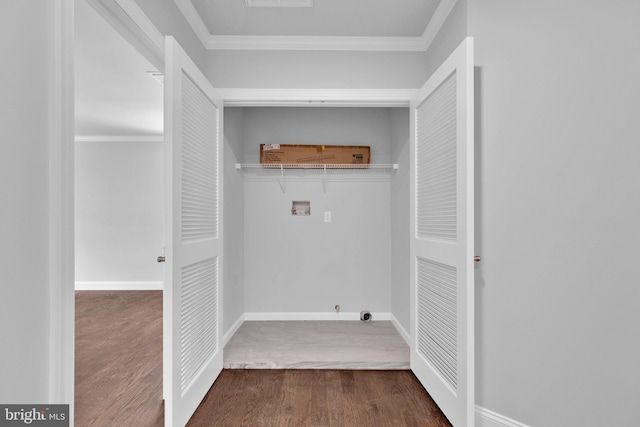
[292,201,310,216]
[324,211,331,222]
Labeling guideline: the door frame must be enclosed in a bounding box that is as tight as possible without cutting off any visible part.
[54,1,473,425]
[50,0,75,410]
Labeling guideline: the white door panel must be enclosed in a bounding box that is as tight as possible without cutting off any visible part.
[163,36,224,427]
[410,37,474,427]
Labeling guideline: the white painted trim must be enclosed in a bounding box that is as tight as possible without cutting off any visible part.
[75,135,164,143]
[49,0,75,411]
[113,0,164,55]
[174,0,213,49]
[173,0,458,52]
[85,0,164,71]
[390,314,411,346]
[220,88,417,107]
[421,0,458,53]
[75,281,164,291]
[223,314,245,347]
[475,406,531,427]
[244,312,392,321]
[246,0,314,7]
[207,35,427,52]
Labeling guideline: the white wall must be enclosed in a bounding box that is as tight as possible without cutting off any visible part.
[0,0,56,402]
[390,108,411,332]
[242,108,392,314]
[75,140,164,287]
[469,1,640,425]
[223,108,245,333]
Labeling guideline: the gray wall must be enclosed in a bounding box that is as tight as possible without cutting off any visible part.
[0,0,55,402]
[204,0,466,89]
[207,50,432,89]
[242,108,392,314]
[133,0,207,71]
[420,0,467,87]
[223,108,245,333]
[390,109,411,332]
[75,140,164,285]
[469,0,640,425]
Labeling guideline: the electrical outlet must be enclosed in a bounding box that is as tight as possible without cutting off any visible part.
[324,211,331,222]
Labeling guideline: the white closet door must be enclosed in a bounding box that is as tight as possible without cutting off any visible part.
[410,37,474,427]
[163,36,224,427]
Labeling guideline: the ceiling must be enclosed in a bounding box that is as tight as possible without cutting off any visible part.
[176,0,455,50]
[75,0,163,138]
[191,0,438,37]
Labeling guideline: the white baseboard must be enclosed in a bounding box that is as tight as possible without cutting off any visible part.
[475,406,530,427]
[223,314,245,347]
[243,312,392,321]
[75,281,163,291]
[390,314,411,346]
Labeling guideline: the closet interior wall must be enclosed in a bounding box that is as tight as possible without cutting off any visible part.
[223,107,410,333]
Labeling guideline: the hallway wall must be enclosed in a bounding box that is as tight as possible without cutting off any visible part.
[133,0,207,71]
[469,0,640,425]
[0,0,59,403]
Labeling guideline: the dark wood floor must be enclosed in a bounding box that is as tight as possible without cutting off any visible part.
[75,291,164,427]
[189,370,452,427]
[76,291,451,427]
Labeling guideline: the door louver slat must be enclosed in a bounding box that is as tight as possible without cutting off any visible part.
[416,72,457,242]
[181,72,219,242]
[180,257,218,396]
[416,257,458,392]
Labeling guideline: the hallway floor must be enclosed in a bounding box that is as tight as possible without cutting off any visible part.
[76,292,444,426]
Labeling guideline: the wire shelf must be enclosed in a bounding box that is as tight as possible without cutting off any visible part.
[235,163,398,171]
[235,163,399,193]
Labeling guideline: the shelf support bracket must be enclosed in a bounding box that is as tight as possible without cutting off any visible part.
[322,164,327,195]
[277,164,286,193]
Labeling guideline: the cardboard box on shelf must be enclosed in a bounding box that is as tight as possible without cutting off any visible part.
[260,144,370,165]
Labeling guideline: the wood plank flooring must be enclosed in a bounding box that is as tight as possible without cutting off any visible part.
[76,291,450,426]
[188,370,452,427]
[75,291,164,427]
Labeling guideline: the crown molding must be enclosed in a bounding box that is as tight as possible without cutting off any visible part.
[174,0,211,48]
[246,0,313,7]
[174,0,458,52]
[86,0,165,70]
[219,88,417,107]
[75,135,164,142]
[207,35,427,51]
[113,0,164,53]
[421,0,459,52]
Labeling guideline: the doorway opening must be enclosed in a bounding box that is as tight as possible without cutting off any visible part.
[74,0,164,424]
[221,105,412,370]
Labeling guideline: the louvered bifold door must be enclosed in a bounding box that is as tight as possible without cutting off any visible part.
[163,36,224,427]
[409,38,474,427]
